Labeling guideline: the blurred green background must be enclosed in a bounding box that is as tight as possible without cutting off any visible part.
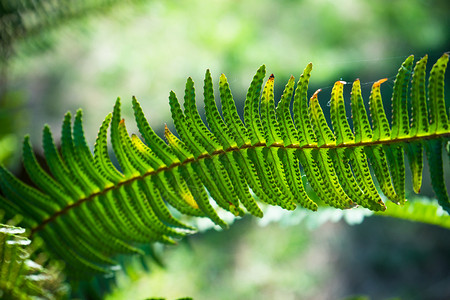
[1,0,450,299]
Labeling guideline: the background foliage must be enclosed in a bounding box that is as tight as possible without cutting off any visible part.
[1,0,450,299]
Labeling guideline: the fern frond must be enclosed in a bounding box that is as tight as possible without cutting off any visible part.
[376,198,450,229]
[0,54,449,280]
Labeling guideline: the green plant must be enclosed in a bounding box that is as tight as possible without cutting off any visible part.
[0,53,449,285]
[0,222,67,299]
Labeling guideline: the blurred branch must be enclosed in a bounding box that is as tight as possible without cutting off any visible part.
[0,0,148,68]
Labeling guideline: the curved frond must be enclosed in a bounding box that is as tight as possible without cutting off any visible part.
[0,53,449,280]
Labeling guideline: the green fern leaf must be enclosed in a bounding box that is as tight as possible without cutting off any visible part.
[219,73,250,147]
[93,113,124,182]
[330,81,354,145]
[428,53,449,134]
[204,70,237,149]
[391,55,414,139]
[350,79,373,143]
[407,56,428,193]
[276,76,300,145]
[261,74,283,146]
[23,135,73,207]
[73,110,112,190]
[293,63,316,146]
[0,53,449,281]
[183,77,223,153]
[244,65,267,145]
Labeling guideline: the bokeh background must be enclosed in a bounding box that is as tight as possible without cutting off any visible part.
[1,0,450,299]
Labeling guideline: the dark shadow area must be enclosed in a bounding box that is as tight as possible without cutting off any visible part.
[337,216,450,300]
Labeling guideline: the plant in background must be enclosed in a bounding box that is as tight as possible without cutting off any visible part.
[0,53,449,297]
[0,222,67,299]
[0,0,148,62]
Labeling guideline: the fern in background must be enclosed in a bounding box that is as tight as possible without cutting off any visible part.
[0,53,449,283]
[0,0,147,62]
[0,222,67,299]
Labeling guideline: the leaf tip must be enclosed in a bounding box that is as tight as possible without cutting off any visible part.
[373,78,388,87]
[312,89,321,99]
[64,111,72,119]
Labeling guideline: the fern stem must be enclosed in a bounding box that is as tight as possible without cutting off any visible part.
[29,131,450,237]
